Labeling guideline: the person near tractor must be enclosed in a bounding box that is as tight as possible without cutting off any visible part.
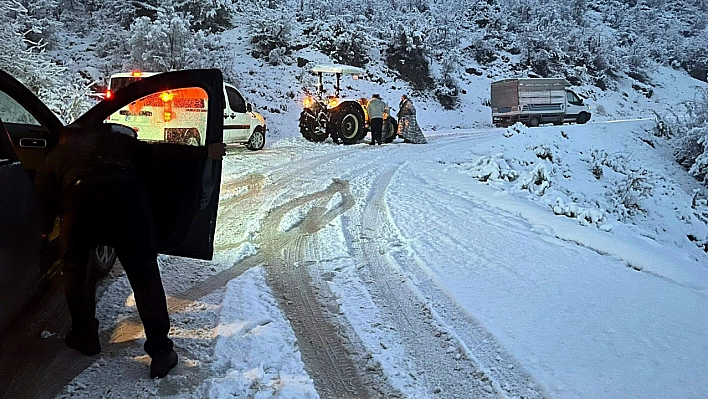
[366,94,387,145]
[396,94,427,144]
[34,124,226,379]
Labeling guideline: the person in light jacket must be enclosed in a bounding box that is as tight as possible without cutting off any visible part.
[366,94,387,145]
[396,94,427,144]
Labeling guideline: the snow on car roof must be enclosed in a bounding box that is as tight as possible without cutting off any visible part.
[311,64,365,75]
[109,72,160,79]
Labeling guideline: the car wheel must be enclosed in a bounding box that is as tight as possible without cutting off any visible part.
[383,117,398,143]
[528,116,540,127]
[577,112,590,124]
[246,127,265,150]
[91,245,117,277]
[335,106,364,144]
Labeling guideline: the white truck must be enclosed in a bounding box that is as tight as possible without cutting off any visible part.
[491,78,591,127]
[106,71,266,150]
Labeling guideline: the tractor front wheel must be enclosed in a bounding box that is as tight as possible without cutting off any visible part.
[299,109,328,142]
[334,106,364,145]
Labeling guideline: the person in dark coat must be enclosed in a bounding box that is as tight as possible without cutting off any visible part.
[396,94,427,144]
[34,124,225,379]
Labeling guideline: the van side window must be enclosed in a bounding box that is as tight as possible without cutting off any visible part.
[226,87,246,113]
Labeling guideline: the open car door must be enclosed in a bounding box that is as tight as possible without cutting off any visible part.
[0,70,63,332]
[72,69,225,260]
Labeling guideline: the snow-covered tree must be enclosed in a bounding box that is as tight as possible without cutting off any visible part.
[0,0,93,122]
[123,6,235,81]
[15,0,62,50]
[248,11,293,63]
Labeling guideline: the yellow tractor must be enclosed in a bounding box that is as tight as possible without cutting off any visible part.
[299,64,397,144]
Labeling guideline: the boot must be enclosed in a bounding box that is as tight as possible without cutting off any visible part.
[65,318,101,356]
[150,349,178,379]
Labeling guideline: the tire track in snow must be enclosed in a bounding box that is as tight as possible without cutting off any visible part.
[385,163,552,399]
[345,163,500,398]
[256,178,403,398]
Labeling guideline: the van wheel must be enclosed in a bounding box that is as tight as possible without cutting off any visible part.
[246,127,265,150]
[577,112,590,124]
[528,116,540,127]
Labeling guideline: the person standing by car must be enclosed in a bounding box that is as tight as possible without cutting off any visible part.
[396,94,427,144]
[366,94,387,145]
[34,124,226,379]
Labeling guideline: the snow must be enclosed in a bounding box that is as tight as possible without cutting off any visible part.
[51,58,708,399]
[201,268,318,399]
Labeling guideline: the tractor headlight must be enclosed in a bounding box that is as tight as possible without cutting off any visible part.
[328,97,341,109]
[303,96,315,109]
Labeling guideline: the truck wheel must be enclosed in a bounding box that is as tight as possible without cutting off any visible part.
[528,116,540,127]
[334,106,364,145]
[246,127,265,150]
[577,112,590,124]
[383,117,398,143]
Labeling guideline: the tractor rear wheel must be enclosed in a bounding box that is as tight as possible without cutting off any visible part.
[334,106,364,145]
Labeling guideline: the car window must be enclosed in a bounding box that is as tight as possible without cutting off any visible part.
[0,91,41,126]
[226,86,246,113]
[106,87,209,146]
[0,118,18,165]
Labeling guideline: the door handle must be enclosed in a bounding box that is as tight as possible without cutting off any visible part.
[19,138,47,148]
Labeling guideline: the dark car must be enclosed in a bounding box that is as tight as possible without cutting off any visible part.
[0,69,225,334]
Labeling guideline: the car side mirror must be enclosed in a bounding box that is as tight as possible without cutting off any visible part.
[246,103,252,112]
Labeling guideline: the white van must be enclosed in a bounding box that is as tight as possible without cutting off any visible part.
[491,78,591,127]
[106,71,266,150]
